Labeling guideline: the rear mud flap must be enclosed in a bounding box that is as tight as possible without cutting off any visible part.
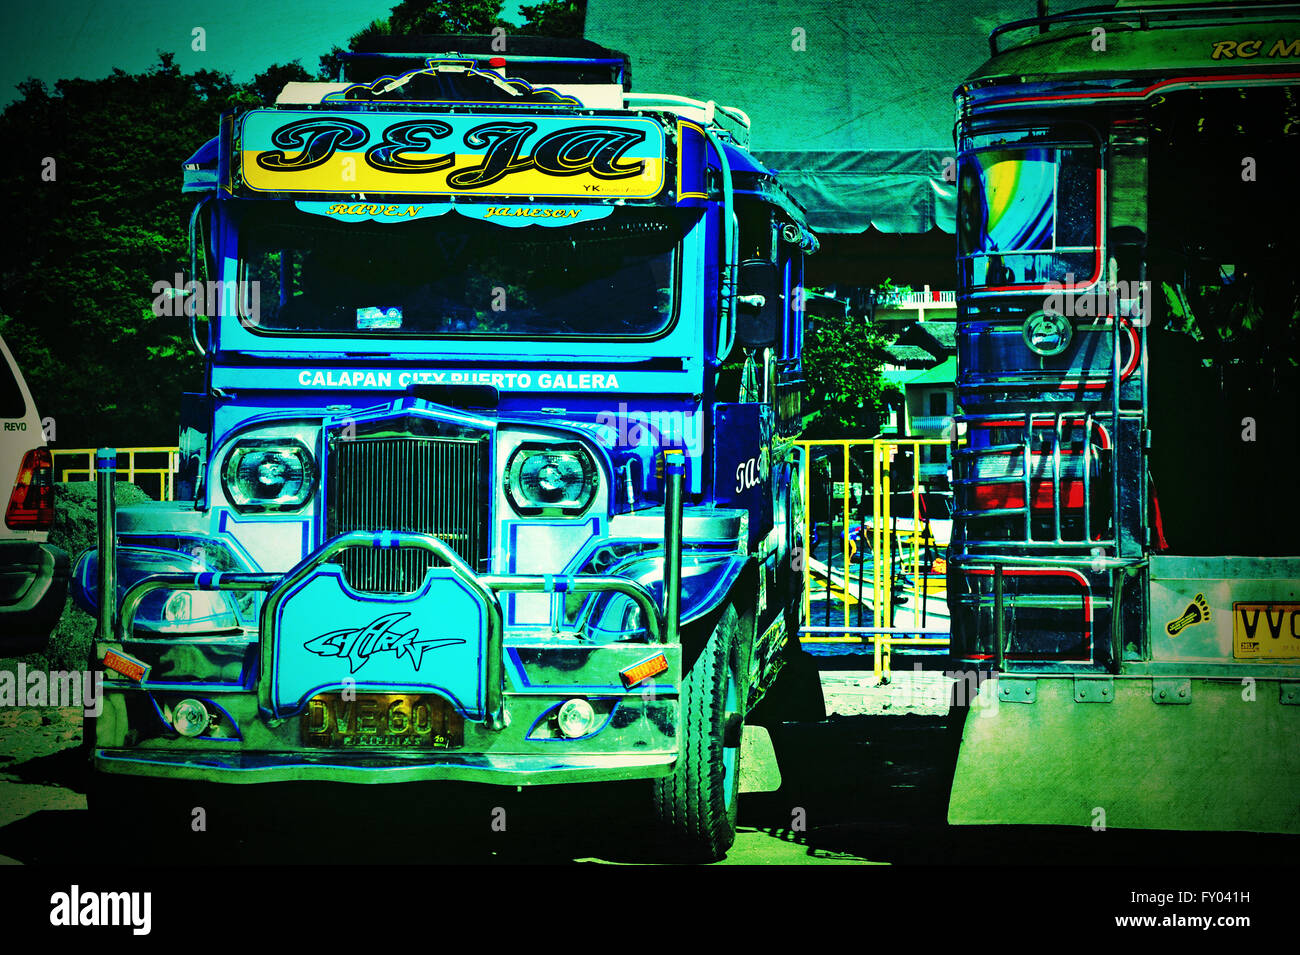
[948,677,1300,833]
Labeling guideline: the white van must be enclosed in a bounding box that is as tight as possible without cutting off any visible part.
[0,334,67,649]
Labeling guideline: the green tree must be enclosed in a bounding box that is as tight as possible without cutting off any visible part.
[0,54,281,448]
[320,1,507,79]
[801,306,893,438]
[246,60,313,105]
[388,0,506,34]
[518,0,586,36]
[319,0,586,75]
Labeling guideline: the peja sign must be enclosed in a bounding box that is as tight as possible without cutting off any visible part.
[237,110,666,198]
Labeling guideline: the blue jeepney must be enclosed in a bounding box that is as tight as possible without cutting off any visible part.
[74,39,816,860]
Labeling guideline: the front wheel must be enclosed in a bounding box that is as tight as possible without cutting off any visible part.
[652,604,743,862]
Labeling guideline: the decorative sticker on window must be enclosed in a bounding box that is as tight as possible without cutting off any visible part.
[958,142,1100,290]
[963,148,1057,254]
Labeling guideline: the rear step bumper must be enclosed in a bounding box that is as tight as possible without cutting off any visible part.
[0,540,69,649]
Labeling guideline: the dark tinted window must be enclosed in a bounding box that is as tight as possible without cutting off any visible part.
[239,207,684,339]
[0,351,26,418]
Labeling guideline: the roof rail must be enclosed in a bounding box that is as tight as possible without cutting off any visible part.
[337,50,626,67]
[624,93,751,147]
[989,2,1300,56]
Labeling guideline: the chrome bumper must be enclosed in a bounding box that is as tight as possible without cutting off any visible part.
[94,452,687,786]
[94,749,677,785]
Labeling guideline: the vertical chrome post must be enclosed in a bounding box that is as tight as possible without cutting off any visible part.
[1109,566,1125,672]
[96,448,117,643]
[663,451,685,644]
[993,562,1005,672]
[1022,411,1033,542]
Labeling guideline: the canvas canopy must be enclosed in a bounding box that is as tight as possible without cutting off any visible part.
[586,0,1050,233]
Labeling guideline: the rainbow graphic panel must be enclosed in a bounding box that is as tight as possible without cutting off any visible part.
[970,148,1057,253]
[237,110,667,199]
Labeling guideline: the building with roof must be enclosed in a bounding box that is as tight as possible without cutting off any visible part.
[881,318,959,483]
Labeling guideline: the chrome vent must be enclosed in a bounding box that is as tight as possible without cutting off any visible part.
[328,433,488,593]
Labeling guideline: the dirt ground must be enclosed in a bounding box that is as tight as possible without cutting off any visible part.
[0,667,1292,865]
[0,668,950,864]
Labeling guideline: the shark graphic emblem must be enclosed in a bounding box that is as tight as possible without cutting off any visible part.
[303,612,464,674]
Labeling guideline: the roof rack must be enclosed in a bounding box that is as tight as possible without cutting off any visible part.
[989,2,1300,56]
[339,35,631,87]
[624,93,751,147]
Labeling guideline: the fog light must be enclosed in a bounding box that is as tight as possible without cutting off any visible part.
[171,698,210,737]
[556,698,597,739]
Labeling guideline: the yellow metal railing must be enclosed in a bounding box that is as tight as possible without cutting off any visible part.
[796,438,951,680]
[53,447,180,502]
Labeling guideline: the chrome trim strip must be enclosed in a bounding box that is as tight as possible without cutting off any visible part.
[117,532,670,734]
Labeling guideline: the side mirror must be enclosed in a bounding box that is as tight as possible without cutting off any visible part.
[735,259,782,348]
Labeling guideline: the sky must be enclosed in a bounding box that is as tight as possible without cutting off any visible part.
[0,0,528,104]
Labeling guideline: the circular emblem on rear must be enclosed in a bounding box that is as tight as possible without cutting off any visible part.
[1022,310,1073,357]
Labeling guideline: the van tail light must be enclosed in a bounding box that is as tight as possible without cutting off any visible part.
[6,448,55,530]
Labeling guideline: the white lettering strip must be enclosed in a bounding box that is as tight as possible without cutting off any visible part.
[292,369,624,391]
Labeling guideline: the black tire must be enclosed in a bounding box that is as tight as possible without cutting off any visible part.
[653,603,743,862]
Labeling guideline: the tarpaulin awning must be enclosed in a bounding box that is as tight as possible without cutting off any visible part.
[755,149,955,234]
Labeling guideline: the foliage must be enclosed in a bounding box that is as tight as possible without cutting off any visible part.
[388,0,507,35]
[518,0,586,36]
[245,60,313,105]
[0,55,250,447]
[0,0,587,447]
[319,0,585,79]
[800,288,894,438]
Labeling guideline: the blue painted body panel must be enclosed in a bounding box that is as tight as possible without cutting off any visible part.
[89,87,816,784]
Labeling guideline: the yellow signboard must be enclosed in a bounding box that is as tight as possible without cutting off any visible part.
[238,110,666,198]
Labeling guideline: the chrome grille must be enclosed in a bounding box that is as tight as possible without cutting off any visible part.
[328,434,487,593]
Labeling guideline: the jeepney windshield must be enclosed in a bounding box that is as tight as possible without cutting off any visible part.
[236,206,687,338]
[958,134,1100,289]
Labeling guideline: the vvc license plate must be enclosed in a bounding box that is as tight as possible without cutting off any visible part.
[302,693,465,749]
[1233,602,1300,659]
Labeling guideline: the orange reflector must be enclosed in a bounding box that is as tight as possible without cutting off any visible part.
[103,649,149,683]
[620,652,669,688]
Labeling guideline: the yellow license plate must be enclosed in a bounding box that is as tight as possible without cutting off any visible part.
[1233,603,1300,659]
[302,693,464,749]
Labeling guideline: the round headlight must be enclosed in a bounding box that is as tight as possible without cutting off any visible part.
[156,589,240,633]
[504,443,598,515]
[556,698,597,739]
[171,698,211,737]
[222,439,315,512]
